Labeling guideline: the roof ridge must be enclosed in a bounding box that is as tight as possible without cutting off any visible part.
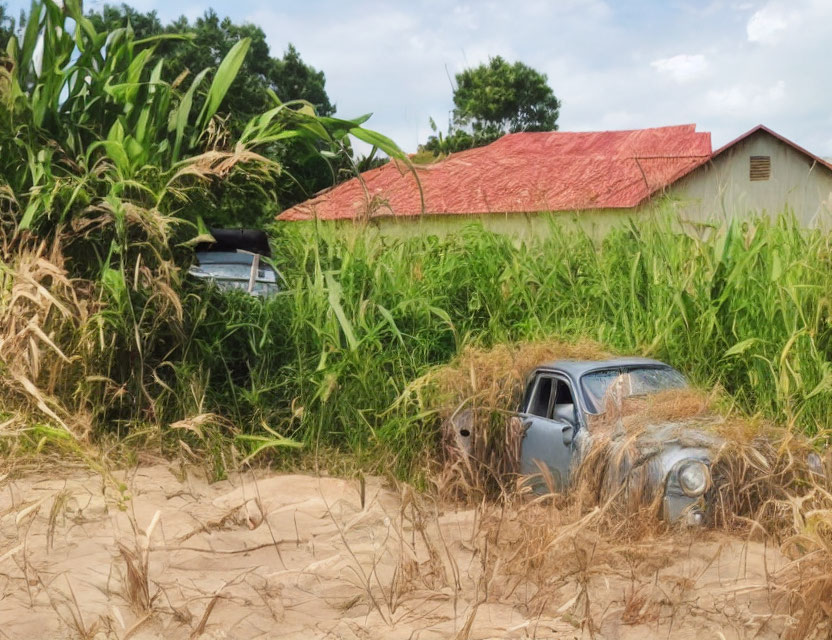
[496,123,699,137]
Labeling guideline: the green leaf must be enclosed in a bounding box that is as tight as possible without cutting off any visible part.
[133,33,194,46]
[377,304,404,345]
[63,0,98,45]
[19,200,41,230]
[723,338,759,357]
[102,266,128,309]
[325,272,358,351]
[19,1,43,77]
[349,126,405,160]
[196,37,251,131]
[178,216,215,248]
[236,433,303,465]
[236,420,303,465]
[172,68,209,161]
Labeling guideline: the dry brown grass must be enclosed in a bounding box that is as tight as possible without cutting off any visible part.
[0,223,223,486]
[2,460,825,638]
[117,510,161,614]
[423,339,613,419]
[403,339,613,498]
[0,237,93,438]
[405,339,832,637]
[589,387,715,432]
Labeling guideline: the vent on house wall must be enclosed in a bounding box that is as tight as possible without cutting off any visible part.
[749,155,771,181]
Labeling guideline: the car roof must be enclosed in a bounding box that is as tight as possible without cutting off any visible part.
[536,357,673,378]
[195,228,271,257]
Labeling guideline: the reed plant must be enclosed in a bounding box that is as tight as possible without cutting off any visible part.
[169,212,832,478]
[4,7,832,487]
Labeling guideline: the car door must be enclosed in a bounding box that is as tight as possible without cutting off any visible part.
[519,372,578,493]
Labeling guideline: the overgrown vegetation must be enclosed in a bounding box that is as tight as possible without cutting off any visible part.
[0,0,402,466]
[6,173,832,480]
[153,213,832,480]
[2,0,831,503]
[85,4,370,220]
[12,3,830,483]
[3,4,832,636]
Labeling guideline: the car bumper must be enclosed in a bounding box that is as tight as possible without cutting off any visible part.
[663,493,707,526]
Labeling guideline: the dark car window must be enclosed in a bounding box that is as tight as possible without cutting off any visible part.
[552,379,577,424]
[581,366,686,414]
[527,375,577,424]
[529,376,553,417]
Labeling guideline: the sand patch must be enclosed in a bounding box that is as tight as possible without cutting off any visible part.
[0,464,800,639]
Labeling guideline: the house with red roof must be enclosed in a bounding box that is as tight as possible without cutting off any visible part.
[277,124,832,236]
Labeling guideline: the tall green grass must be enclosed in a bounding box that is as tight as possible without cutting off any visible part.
[4,2,829,485]
[175,212,832,478]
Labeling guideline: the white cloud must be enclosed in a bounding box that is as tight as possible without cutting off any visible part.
[451,4,479,30]
[650,54,709,82]
[746,3,798,43]
[705,80,786,114]
[596,110,639,130]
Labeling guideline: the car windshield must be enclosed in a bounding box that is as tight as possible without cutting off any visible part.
[581,366,687,413]
[189,250,279,296]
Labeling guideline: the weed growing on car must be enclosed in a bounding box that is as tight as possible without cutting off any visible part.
[403,338,832,635]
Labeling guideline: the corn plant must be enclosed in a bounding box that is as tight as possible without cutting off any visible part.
[0,0,405,446]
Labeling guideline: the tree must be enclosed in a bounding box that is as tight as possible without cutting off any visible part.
[422,56,561,155]
[86,5,343,217]
[0,3,17,46]
[88,7,334,126]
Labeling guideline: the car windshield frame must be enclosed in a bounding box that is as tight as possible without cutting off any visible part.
[580,365,687,414]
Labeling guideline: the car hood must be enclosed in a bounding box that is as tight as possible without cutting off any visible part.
[573,416,724,499]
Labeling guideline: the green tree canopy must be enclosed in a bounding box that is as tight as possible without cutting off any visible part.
[422,56,561,155]
[88,6,334,124]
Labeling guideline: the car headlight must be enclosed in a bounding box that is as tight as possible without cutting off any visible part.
[678,460,709,497]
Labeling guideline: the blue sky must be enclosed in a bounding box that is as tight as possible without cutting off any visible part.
[7,0,832,156]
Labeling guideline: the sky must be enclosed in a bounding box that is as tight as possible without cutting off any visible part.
[7,0,832,156]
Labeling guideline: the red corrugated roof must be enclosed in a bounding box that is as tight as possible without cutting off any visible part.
[277,124,712,221]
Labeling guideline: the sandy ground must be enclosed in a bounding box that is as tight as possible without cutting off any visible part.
[0,464,794,639]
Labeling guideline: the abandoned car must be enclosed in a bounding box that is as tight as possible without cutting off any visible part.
[188,228,280,296]
[516,357,715,525]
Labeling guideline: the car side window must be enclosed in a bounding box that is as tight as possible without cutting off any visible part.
[528,376,554,417]
[552,379,577,425]
[527,375,577,424]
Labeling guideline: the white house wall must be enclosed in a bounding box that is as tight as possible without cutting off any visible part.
[667,131,832,227]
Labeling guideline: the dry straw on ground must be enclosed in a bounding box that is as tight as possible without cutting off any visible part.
[0,463,812,638]
[408,339,832,637]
